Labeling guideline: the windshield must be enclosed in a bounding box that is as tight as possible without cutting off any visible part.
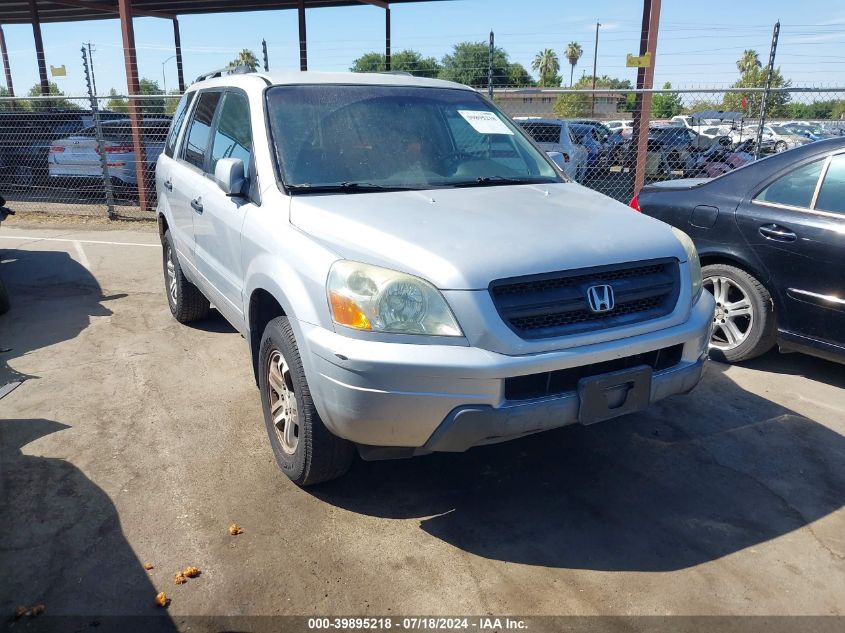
[265,84,560,192]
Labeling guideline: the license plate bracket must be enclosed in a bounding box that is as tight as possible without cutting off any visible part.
[577,365,653,425]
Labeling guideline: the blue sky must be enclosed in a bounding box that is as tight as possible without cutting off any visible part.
[1,0,844,96]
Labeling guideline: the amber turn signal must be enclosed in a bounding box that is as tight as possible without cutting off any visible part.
[329,291,372,330]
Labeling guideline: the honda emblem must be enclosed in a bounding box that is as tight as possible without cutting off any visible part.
[586,284,615,313]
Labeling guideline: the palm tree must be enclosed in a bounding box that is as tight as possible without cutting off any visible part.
[531,48,560,87]
[230,49,259,72]
[737,49,761,75]
[564,42,583,87]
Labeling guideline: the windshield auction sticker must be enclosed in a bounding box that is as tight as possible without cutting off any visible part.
[458,110,514,135]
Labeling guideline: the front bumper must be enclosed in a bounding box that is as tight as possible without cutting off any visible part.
[302,292,714,455]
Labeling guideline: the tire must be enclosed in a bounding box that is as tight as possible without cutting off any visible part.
[774,140,787,153]
[702,263,777,363]
[162,229,210,323]
[0,276,9,315]
[258,316,354,486]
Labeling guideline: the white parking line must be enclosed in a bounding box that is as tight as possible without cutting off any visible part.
[0,235,159,248]
[72,241,91,269]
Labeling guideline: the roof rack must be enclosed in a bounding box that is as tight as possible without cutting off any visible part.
[377,70,413,76]
[195,64,252,83]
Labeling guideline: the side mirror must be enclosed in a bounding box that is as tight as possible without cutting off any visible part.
[214,157,246,196]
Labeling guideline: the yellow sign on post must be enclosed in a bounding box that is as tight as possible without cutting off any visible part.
[626,52,652,68]
[50,65,67,77]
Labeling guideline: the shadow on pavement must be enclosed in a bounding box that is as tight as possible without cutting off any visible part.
[741,349,845,390]
[315,362,845,571]
[0,418,176,630]
[0,247,123,384]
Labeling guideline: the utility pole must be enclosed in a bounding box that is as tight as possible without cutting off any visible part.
[262,38,269,72]
[754,21,780,159]
[86,41,98,95]
[590,21,601,117]
[488,30,494,100]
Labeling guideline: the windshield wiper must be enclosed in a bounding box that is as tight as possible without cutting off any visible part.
[448,176,558,188]
[287,182,420,194]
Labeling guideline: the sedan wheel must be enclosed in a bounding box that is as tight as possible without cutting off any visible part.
[704,275,753,350]
[701,263,777,363]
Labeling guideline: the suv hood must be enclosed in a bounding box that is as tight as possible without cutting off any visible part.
[290,183,687,290]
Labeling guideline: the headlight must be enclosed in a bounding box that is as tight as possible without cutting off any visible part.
[671,227,703,302]
[327,261,463,337]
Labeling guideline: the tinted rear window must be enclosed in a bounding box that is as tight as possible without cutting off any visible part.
[518,123,562,144]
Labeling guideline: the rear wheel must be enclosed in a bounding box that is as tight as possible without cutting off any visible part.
[702,263,776,363]
[259,316,354,486]
[774,140,787,153]
[162,229,210,323]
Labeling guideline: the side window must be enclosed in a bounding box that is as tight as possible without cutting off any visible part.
[164,91,195,158]
[181,91,222,169]
[814,156,845,214]
[755,160,824,209]
[209,91,253,178]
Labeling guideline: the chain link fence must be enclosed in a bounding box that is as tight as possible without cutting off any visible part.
[494,87,845,203]
[0,87,843,217]
[0,94,178,219]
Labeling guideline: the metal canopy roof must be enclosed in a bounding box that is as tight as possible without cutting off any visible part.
[0,0,447,24]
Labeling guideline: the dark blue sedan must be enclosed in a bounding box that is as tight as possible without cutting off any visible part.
[633,137,845,365]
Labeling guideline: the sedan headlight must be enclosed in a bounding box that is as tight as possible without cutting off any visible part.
[327,261,463,337]
[671,227,703,302]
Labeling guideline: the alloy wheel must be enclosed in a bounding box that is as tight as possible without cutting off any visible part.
[267,349,299,455]
[704,275,754,350]
[165,246,178,307]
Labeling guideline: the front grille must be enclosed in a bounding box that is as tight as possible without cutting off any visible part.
[504,344,684,401]
[490,258,680,339]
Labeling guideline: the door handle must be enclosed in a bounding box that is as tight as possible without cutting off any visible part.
[163,178,173,191]
[759,224,796,242]
[190,198,203,214]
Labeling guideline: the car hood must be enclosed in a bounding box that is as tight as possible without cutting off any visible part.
[289,183,688,290]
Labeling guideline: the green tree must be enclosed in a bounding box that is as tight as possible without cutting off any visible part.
[564,41,583,87]
[507,63,536,87]
[532,48,560,87]
[138,78,166,115]
[26,82,79,110]
[106,87,128,113]
[651,81,684,118]
[722,50,791,118]
[737,49,761,75]
[350,49,442,78]
[553,75,631,118]
[439,41,515,88]
[229,49,259,72]
[683,99,723,115]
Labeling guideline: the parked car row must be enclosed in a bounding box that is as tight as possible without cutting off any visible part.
[0,109,171,196]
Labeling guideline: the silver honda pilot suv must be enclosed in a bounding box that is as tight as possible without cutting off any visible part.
[156,71,714,486]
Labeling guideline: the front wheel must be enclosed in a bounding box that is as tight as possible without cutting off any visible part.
[702,263,776,363]
[259,316,354,486]
[774,140,787,153]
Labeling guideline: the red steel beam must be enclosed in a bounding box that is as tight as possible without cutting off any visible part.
[50,0,174,20]
[28,0,50,95]
[0,25,14,98]
[118,0,151,211]
[633,0,661,197]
